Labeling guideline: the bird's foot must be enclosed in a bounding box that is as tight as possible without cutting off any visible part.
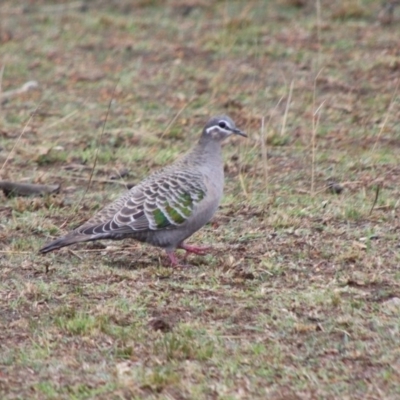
[166,250,179,267]
[179,243,212,255]
[166,244,211,267]
[166,250,191,268]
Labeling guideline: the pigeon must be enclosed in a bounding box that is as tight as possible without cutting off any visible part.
[39,115,246,266]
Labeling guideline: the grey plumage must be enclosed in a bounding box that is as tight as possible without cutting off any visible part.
[39,115,246,266]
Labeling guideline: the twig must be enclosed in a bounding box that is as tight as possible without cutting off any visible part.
[0,251,32,254]
[73,81,119,211]
[69,174,135,188]
[0,181,60,197]
[67,249,84,260]
[369,184,381,216]
[0,81,39,104]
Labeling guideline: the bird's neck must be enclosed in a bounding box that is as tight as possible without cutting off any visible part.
[190,137,222,164]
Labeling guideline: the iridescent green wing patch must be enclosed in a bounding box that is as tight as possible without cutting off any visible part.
[173,189,205,220]
[165,204,186,224]
[152,208,170,229]
[151,189,205,229]
[177,192,195,217]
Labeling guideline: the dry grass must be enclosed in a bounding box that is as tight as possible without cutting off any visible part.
[1,0,400,399]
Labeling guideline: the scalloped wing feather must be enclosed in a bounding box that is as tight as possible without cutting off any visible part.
[76,171,206,236]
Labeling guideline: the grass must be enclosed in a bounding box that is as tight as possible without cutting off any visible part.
[1,0,400,398]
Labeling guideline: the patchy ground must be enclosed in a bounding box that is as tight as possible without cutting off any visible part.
[1,0,400,399]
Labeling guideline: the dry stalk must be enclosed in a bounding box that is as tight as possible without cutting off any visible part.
[372,79,399,152]
[311,68,325,196]
[259,96,285,195]
[311,101,325,196]
[0,104,40,173]
[280,80,294,137]
[159,97,194,140]
[260,116,268,193]
[315,0,322,68]
[0,65,4,121]
[238,168,249,198]
[368,79,398,216]
[73,81,119,211]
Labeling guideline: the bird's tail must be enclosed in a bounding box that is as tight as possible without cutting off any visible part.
[39,234,93,254]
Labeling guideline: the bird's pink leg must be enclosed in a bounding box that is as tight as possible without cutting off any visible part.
[165,245,212,267]
[166,250,179,267]
[165,250,193,268]
[179,243,212,255]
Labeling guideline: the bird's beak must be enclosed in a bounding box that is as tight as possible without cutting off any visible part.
[232,127,247,137]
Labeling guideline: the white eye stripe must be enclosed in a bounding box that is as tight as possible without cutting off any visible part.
[205,125,231,135]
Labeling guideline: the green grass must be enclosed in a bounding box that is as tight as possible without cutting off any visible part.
[1,0,400,399]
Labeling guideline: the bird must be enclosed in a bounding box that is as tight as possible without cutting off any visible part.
[39,115,246,266]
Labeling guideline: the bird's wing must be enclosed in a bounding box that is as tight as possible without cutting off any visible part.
[77,171,206,236]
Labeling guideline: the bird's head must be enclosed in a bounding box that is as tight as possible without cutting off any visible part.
[202,115,247,142]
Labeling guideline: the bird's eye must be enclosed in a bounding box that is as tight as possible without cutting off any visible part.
[218,121,227,128]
